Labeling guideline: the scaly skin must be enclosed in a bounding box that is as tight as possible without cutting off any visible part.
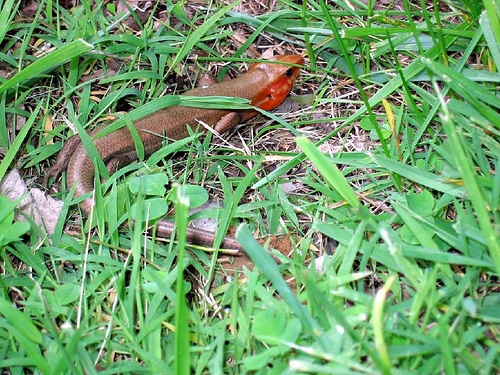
[45,55,303,247]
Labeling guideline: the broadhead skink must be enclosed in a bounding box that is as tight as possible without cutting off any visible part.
[45,55,303,247]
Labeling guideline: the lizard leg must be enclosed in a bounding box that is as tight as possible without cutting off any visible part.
[214,112,243,134]
[43,134,82,187]
[197,73,218,87]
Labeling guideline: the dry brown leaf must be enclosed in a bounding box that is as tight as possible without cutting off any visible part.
[0,169,62,234]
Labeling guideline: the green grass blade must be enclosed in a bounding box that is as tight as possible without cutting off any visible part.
[480,10,500,69]
[0,297,51,374]
[0,102,42,182]
[0,39,93,94]
[173,184,190,375]
[483,0,500,49]
[168,0,240,74]
[438,321,457,375]
[422,58,500,112]
[373,275,395,375]
[0,0,19,45]
[371,153,466,197]
[0,296,43,344]
[296,137,360,210]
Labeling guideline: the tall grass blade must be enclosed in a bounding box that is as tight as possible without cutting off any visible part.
[0,39,93,94]
[0,103,42,181]
[173,184,191,375]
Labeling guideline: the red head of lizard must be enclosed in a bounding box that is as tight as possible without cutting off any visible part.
[248,55,304,111]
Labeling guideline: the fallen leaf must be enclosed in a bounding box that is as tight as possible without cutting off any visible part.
[0,169,62,234]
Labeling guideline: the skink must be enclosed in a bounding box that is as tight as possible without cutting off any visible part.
[45,55,303,247]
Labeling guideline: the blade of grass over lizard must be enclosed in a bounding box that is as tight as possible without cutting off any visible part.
[94,96,251,139]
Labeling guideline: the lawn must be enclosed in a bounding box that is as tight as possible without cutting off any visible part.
[0,0,499,374]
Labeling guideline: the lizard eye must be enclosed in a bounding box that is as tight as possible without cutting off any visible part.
[285,68,294,77]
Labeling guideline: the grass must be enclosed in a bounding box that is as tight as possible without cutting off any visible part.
[0,0,499,373]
